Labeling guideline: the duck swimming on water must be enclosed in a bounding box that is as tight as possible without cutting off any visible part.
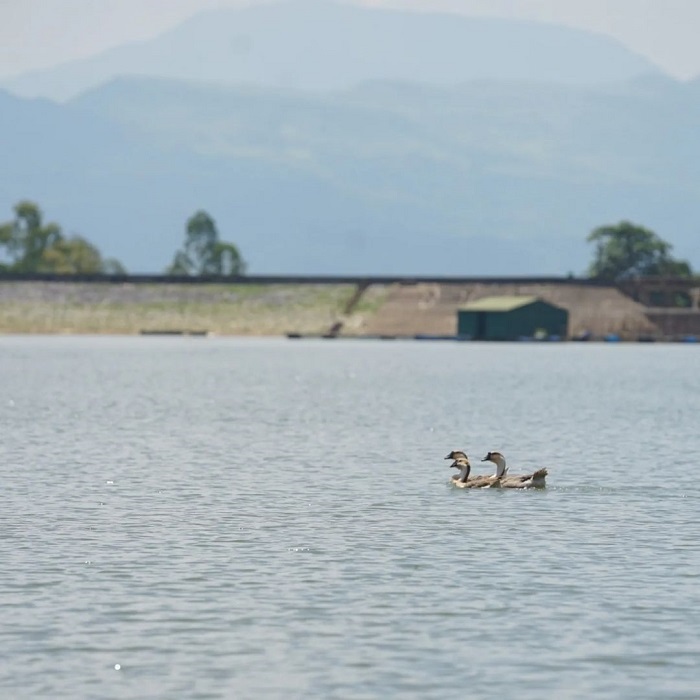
[443,450,547,489]
[480,451,548,489]
[444,451,502,489]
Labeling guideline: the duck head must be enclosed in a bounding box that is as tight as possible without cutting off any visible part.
[445,450,468,461]
[450,456,471,483]
[481,451,507,477]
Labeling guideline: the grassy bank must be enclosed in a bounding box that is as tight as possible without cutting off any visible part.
[0,282,370,335]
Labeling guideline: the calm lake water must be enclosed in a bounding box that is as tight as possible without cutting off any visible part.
[2,336,699,699]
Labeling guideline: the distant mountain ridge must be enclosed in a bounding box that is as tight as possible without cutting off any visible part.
[2,74,699,275]
[1,0,662,101]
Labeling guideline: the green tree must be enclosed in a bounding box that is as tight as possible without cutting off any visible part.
[0,201,126,274]
[586,221,692,280]
[0,201,61,272]
[168,210,246,276]
[40,237,125,274]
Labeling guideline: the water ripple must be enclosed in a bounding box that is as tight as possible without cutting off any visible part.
[1,338,700,699]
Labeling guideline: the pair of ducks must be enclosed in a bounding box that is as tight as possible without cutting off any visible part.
[445,450,548,489]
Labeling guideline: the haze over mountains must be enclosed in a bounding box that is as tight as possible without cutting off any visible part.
[2,0,697,275]
[3,0,662,102]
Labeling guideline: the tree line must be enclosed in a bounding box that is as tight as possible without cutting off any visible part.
[0,201,246,276]
[0,200,694,280]
[0,201,126,275]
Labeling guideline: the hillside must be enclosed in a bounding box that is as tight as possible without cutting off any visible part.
[1,0,662,102]
[2,75,700,276]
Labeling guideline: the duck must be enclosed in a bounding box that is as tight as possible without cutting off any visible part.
[444,451,502,489]
[444,450,471,483]
[480,451,548,489]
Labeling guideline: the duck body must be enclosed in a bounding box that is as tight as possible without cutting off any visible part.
[452,472,503,489]
[497,468,548,488]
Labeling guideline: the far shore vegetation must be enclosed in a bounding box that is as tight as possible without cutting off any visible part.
[0,201,246,277]
[0,200,695,283]
[0,283,358,336]
[586,221,692,281]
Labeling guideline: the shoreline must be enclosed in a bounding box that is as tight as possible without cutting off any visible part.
[1,279,699,340]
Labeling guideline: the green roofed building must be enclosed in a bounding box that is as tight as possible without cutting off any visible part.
[457,296,569,340]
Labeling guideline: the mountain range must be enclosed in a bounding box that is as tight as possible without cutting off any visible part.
[1,1,697,275]
[2,0,662,102]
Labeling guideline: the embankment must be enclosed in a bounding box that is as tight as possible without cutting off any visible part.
[0,281,360,336]
[0,276,697,339]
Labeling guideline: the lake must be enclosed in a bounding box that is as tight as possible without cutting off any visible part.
[1,336,699,699]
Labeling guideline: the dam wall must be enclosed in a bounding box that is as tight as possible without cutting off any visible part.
[0,274,697,340]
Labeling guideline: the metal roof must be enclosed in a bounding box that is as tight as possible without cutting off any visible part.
[459,295,539,312]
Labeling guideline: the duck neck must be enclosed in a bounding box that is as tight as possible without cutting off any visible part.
[457,462,471,483]
[492,455,507,478]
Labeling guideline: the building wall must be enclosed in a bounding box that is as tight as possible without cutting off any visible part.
[644,310,700,338]
[457,312,478,338]
[458,301,569,339]
[504,301,568,339]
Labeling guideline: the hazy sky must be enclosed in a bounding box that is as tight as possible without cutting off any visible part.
[1,0,699,79]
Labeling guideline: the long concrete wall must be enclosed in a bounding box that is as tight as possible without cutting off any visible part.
[0,272,613,286]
